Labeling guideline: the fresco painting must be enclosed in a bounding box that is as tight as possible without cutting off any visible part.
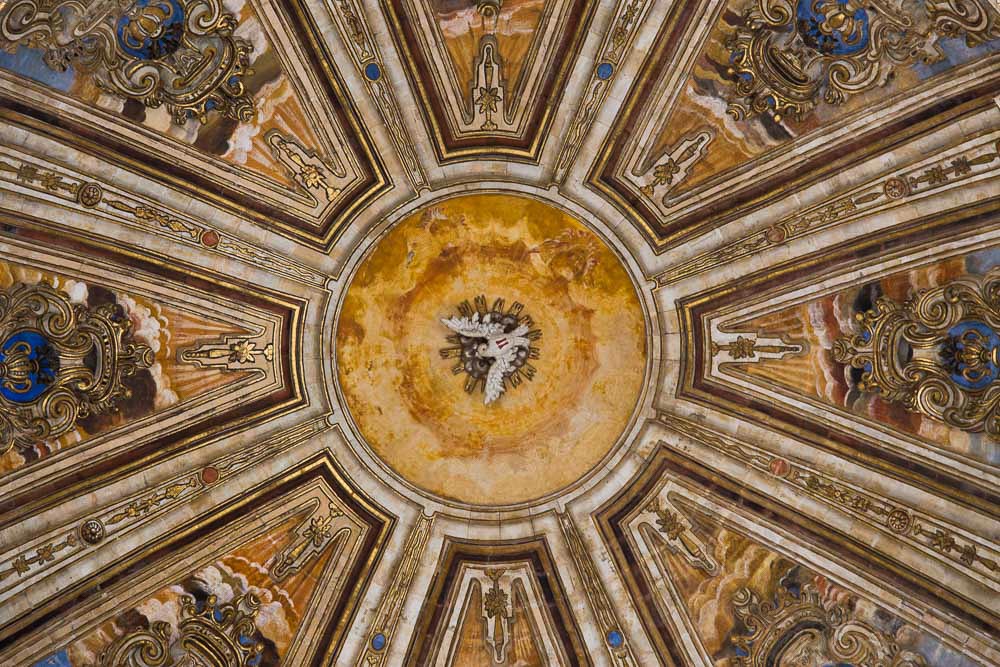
[726,247,1000,465]
[431,0,545,107]
[657,502,978,666]
[646,0,1000,197]
[0,258,251,476]
[336,193,647,505]
[32,513,334,666]
[0,0,323,189]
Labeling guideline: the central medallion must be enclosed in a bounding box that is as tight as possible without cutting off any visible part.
[440,296,541,404]
[336,193,646,505]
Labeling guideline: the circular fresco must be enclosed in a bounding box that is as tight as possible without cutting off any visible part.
[336,193,647,506]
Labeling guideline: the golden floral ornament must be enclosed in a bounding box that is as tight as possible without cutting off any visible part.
[475,85,502,116]
[0,282,154,454]
[228,339,273,364]
[471,36,506,131]
[179,334,274,374]
[634,494,719,574]
[268,500,352,582]
[483,569,509,619]
[832,270,1000,438]
[638,131,713,202]
[265,130,346,207]
[479,568,516,663]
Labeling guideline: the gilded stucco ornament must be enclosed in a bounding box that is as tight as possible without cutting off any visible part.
[732,583,927,666]
[98,593,265,666]
[480,568,515,663]
[726,0,1000,122]
[268,500,351,582]
[0,0,255,124]
[0,282,154,454]
[833,270,1000,438]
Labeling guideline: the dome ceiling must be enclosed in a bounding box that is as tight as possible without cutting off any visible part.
[0,0,997,664]
[336,193,648,506]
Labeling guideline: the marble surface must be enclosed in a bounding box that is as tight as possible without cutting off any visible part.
[336,193,646,505]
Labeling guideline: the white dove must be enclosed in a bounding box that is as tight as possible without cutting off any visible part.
[441,312,531,404]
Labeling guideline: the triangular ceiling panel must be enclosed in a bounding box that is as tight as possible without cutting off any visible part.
[381,0,595,161]
[449,571,548,665]
[597,443,998,665]
[435,0,544,109]
[591,0,1000,250]
[720,249,999,468]
[406,537,590,665]
[0,255,252,474]
[0,0,389,248]
[3,454,394,665]
[679,200,1000,511]
[0,215,302,528]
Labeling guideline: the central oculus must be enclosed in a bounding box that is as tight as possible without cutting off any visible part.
[440,296,541,404]
[336,193,646,505]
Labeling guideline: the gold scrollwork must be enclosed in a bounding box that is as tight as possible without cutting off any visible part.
[0,282,154,454]
[0,0,255,124]
[98,593,265,666]
[732,583,928,666]
[833,270,1000,438]
[726,0,999,122]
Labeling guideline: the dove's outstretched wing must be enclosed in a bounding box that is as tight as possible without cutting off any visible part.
[441,314,504,339]
[484,352,512,404]
[508,324,530,338]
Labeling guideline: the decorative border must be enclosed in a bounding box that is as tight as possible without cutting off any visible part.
[355,512,435,666]
[0,450,396,665]
[0,417,331,609]
[557,511,639,665]
[552,0,651,183]
[0,144,328,287]
[657,413,1000,584]
[326,0,428,189]
[658,133,1000,285]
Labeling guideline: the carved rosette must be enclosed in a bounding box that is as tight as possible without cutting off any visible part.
[0,0,255,124]
[731,584,927,666]
[0,282,154,453]
[832,270,1000,438]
